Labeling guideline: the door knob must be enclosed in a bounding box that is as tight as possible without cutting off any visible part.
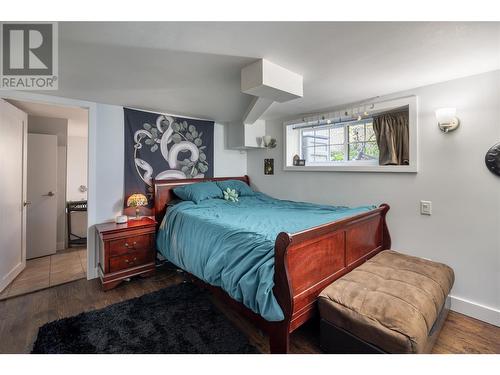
[43,191,55,197]
[23,201,31,206]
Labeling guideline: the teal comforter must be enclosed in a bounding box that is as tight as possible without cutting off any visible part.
[156,193,374,321]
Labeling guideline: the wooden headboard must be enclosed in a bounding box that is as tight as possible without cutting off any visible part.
[153,175,250,225]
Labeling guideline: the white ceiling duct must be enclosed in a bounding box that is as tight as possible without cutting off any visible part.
[241,59,303,124]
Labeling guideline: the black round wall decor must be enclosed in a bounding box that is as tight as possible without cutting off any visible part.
[485,142,500,177]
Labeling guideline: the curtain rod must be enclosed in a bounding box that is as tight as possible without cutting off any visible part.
[292,117,373,130]
[284,95,414,126]
[376,105,409,116]
[287,105,409,129]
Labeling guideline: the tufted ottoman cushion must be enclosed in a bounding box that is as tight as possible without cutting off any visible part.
[318,250,454,353]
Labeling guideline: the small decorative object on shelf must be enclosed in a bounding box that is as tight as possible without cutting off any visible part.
[127,193,148,220]
[292,154,306,166]
[264,158,274,175]
[263,135,277,149]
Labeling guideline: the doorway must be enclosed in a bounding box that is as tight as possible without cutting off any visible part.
[0,98,89,300]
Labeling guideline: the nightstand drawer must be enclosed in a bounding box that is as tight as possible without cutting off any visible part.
[109,234,151,257]
[109,251,153,272]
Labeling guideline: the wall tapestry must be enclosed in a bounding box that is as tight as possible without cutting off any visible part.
[124,108,214,207]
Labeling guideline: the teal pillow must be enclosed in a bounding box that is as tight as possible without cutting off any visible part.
[173,182,222,204]
[216,180,255,197]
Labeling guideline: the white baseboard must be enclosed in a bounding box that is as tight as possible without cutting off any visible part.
[87,266,98,280]
[450,295,500,327]
[0,262,24,293]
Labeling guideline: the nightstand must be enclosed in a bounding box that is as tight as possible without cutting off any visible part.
[96,217,157,290]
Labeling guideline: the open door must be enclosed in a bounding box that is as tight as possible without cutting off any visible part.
[0,99,27,292]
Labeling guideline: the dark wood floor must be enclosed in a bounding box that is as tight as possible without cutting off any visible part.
[0,264,498,354]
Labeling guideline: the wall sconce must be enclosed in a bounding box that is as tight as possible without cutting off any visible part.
[436,108,460,133]
[263,135,277,149]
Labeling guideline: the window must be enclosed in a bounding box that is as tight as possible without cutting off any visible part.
[300,119,378,165]
[284,96,418,172]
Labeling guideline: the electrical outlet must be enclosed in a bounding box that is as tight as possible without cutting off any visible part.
[420,200,432,215]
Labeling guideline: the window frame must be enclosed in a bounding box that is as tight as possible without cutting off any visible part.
[299,118,378,164]
[283,96,418,173]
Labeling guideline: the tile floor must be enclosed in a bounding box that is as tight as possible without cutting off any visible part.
[0,248,87,300]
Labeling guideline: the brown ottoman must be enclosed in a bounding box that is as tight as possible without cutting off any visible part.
[318,250,454,354]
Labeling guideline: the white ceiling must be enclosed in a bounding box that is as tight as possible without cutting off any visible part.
[8,99,89,137]
[47,22,500,122]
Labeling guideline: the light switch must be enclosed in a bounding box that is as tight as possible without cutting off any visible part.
[420,200,432,215]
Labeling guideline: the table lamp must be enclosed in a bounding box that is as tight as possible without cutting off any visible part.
[127,193,148,220]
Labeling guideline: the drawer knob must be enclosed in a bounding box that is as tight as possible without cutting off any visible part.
[133,241,137,245]
[125,243,129,247]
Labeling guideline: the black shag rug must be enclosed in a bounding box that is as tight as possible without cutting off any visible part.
[31,283,259,354]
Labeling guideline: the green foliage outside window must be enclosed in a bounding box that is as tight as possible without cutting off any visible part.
[304,120,379,163]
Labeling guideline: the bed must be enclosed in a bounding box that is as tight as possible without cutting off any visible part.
[154,176,391,353]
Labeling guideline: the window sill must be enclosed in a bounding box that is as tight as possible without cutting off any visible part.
[283,164,417,173]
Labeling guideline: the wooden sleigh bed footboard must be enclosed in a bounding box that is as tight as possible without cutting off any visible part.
[153,176,391,354]
[270,203,391,353]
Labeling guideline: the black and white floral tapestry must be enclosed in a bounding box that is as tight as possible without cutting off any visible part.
[124,108,214,207]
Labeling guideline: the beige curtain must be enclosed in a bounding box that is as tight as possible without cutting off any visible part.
[373,110,409,165]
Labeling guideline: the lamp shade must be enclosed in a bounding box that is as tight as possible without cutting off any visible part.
[127,193,148,208]
[263,135,272,146]
[435,108,456,124]
[435,107,460,133]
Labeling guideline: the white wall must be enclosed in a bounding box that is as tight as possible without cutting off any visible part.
[214,122,248,176]
[247,70,500,325]
[27,115,68,146]
[93,104,125,224]
[66,135,88,201]
[56,146,67,250]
